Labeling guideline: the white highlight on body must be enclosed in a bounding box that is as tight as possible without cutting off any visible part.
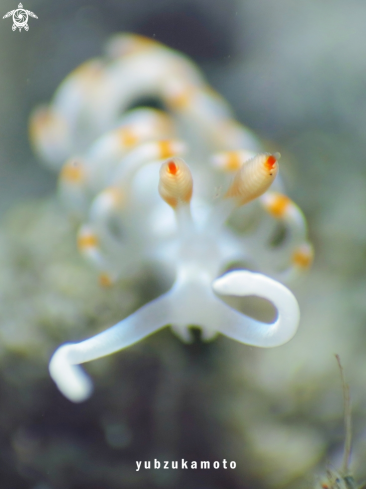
[29,33,312,402]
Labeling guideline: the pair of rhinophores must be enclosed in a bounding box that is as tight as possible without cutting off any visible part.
[29,34,313,403]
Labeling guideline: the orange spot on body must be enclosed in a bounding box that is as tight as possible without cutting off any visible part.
[165,87,193,110]
[77,233,98,250]
[72,60,104,85]
[29,106,67,148]
[118,128,138,148]
[225,152,242,171]
[292,247,313,268]
[29,109,49,143]
[168,161,178,174]
[126,35,157,52]
[60,160,85,183]
[31,107,52,129]
[107,34,161,59]
[159,140,174,159]
[99,273,113,287]
[266,193,291,218]
[265,155,277,171]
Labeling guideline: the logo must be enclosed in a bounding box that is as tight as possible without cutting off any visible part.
[3,3,38,31]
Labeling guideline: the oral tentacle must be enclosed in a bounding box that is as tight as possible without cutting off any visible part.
[49,291,177,402]
[212,269,300,347]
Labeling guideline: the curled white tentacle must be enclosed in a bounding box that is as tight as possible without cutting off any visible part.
[212,270,300,347]
[49,293,173,402]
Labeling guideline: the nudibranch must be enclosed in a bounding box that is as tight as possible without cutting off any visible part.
[29,34,313,402]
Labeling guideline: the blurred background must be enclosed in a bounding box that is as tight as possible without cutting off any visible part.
[1,0,366,488]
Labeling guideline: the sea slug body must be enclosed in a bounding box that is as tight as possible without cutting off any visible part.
[29,34,313,402]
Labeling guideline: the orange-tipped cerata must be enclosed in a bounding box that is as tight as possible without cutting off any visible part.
[225,153,279,206]
[158,158,193,208]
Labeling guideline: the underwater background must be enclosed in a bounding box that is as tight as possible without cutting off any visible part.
[1,0,366,488]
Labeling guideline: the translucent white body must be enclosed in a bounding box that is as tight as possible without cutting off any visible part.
[30,34,312,402]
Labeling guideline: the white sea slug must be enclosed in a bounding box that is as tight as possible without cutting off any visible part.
[29,34,313,402]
